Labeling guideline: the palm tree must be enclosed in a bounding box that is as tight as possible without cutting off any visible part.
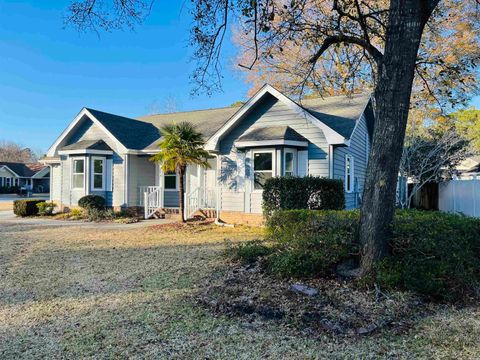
[150,122,210,222]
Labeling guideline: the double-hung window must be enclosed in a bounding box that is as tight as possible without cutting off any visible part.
[284,150,295,177]
[5,178,11,187]
[72,159,85,189]
[164,172,177,190]
[253,151,273,190]
[345,154,354,193]
[92,157,105,190]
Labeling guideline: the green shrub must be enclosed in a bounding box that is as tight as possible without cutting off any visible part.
[376,210,480,301]
[226,240,273,264]
[262,176,345,217]
[266,209,480,301]
[13,199,44,217]
[36,201,57,216]
[265,210,358,277]
[86,208,115,222]
[78,195,105,210]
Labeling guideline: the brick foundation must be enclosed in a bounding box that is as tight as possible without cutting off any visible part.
[219,211,264,226]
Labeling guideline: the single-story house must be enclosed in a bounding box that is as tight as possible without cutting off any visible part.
[43,84,373,224]
[0,162,50,193]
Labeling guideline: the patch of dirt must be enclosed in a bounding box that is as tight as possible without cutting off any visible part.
[195,261,438,339]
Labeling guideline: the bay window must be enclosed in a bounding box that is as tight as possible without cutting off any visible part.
[253,151,273,190]
[72,159,85,189]
[284,150,295,176]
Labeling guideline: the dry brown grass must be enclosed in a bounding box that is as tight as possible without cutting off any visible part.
[0,202,13,211]
[0,221,479,359]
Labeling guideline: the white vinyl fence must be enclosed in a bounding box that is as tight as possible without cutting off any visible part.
[439,178,480,217]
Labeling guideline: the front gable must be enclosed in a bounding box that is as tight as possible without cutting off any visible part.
[205,84,348,152]
[46,108,128,157]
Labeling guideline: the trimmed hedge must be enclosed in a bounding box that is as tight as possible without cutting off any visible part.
[262,176,345,217]
[13,199,44,217]
[78,195,106,210]
[233,209,480,301]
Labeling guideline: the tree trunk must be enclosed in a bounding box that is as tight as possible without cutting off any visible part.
[179,168,186,222]
[359,0,438,274]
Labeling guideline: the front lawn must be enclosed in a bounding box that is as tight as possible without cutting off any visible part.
[0,221,478,359]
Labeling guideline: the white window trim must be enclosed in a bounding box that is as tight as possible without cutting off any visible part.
[71,158,85,190]
[164,172,179,191]
[345,154,355,193]
[91,156,106,191]
[252,149,276,192]
[283,148,297,177]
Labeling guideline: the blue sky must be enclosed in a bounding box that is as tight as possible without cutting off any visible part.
[0,0,479,153]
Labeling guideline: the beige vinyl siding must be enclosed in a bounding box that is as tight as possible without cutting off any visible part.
[218,93,330,214]
[50,164,62,203]
[63,117,120,152]
[127,155,156,206]
[112,154,125,207]
[333,113,370,209]
[220,191,245,212]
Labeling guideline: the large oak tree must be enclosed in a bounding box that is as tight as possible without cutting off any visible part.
[65,0,479,274]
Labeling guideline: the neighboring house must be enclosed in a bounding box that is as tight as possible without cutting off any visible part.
[43,84,373,223]
[0,162,50,193]
[454,155,480,179]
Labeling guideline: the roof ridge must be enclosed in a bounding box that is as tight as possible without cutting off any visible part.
[138,105,242,118]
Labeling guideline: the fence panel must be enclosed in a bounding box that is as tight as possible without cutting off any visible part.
[439,179,480,217]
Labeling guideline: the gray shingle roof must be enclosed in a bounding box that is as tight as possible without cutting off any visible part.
[0,162,46,177]
[299,93,371,139]
[82,92,371,151]
[60,139,112,151]
[86,108,161,150]
[237,126,308,143]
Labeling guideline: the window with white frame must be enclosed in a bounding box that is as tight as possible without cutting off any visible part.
[284,149,296,177]
[345,154,354,193]
[253,151,273,190]
[92,157,105,190]
[5,177,11,187]
[164,172,177,190]
[72,159,85,189]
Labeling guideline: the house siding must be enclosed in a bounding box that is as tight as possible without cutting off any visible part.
[127,155,156,206]
[333,113,370,209]
[218,93,330,214]
[50,164,62,202]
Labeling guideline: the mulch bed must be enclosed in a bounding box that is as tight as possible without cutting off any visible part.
[195,261,440,339]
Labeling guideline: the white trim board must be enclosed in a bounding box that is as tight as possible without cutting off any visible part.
[205,84,348,152]
[58,149,114,155]
[234,140,308,148]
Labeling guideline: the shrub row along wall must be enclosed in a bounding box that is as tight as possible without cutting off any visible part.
[262,176,345,217]
[264,209,480,301]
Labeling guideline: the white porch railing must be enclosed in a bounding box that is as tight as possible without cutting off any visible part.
[184,187,218,219]
[141,186,164,219]
[139,186,162,206]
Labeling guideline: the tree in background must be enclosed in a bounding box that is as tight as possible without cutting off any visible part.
[150,122,210,222]
[448,108,480,152]
[0,140,39,163]
[65,0,480,274]
[400,125,470,208]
